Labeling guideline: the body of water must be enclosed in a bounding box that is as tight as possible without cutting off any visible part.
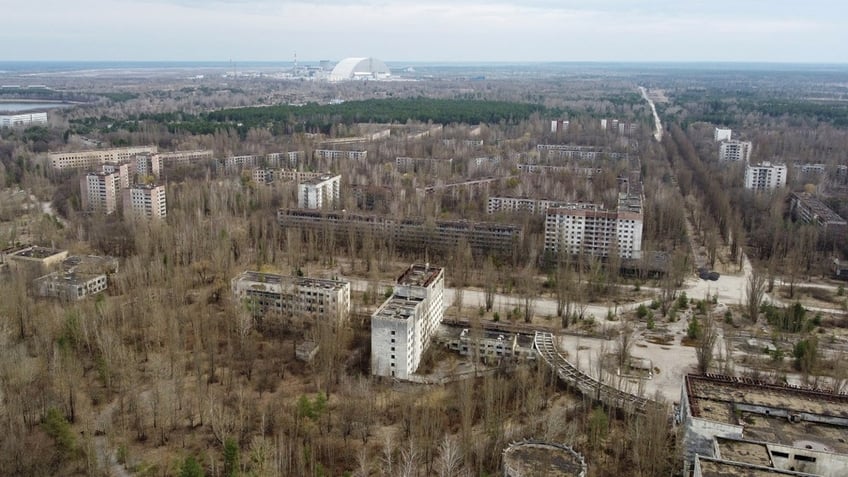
[0,102,74,113]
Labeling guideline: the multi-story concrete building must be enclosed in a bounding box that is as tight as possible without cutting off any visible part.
[123,184,167,219]
[133,153,163,178]
[744,162,787,190]
[550,120,569,133]
[50,146,158,170]
[298,174,341,209]
[371,264,444,380]
[101,161,131,189]
[718,140,752,162]
[277,209,521,257]
[789,192,847,236]
[441,328,536,363]
[231,271,350,323]
[535,145,627,160]
[33,271,108,301]
[395,156,453,173]
[544,204,643,259]
[251,168,326,185]
[793,163,826,175]
[487,197,570,215]
[314,149,367,161]
[713,127,732,142]
[518,164,605,176]
[0,112,48,128]
[81,172,119,214]
[157,149,214,167]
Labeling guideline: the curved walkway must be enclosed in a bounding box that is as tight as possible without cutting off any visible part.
[534,331,654,414]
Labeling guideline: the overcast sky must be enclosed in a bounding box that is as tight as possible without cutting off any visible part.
[2,0,846,63]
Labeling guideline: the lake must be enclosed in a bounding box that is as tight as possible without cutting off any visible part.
[0,102,75,113]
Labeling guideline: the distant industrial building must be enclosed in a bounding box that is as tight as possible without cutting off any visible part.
[50,146,158,170]
[80,172,119,214]
[277,209,521,257]
[719,140,752,162]
[713,127,732,142]
[231,271,350,323]
[0,112,47,128]
[123,184,167,220]
[371,264,444,380]
[680,373,848,476]
[329,57,391,81]
[298,174,340,210]
[745,162,787,190]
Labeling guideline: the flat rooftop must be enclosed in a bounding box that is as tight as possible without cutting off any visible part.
[687,374,848,454]
[716,437,772,468]
[9,245,66,259]
[502,442,585,477]
[301,174,339,185]
[372,297,422,321]
[696,456,814,477]
[235,271,348,290]
[397,264,442,287]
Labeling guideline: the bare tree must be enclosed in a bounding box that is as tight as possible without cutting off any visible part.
[695,313,718,374]
[435,434,463,477]
[746,266,767,322]
[615,318,635,372]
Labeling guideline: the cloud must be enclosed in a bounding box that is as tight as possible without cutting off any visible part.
[0,0,844,62]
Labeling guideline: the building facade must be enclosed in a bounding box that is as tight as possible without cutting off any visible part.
[298,174,341,209]
[0,112,48,128]
[123,184,167,219]
[101,161,132,189]
[744,162,787,190]
[371,264,444,379]
[50,146,158,170]
[81,172,119,214]
[719,140,752,162]
[157,149,214,167]
[487,197,569,215]
[231,271,350,323]
[544,204,643,259]
[277,209,521,257]
[789,192,847,235]
[314,149,368,161]
[33,271,108,301]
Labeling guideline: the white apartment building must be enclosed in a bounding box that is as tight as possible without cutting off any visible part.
[80,172,118,214]
[133,153,163,178]
[231,271,351,323]
[714,127,732,142]
[50,146,158,170]
[0,112,48,128]
[718,140,752,162]
[544,204,643,259]
[744,162,787,191]
[123,184,167,219]
[551,120,569,133]
[372,264,445,380]
[314,149,367,161]
[298,174,340,209]
[487,197,569,215]
[101,161,131,189]
[252,168,326,185]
